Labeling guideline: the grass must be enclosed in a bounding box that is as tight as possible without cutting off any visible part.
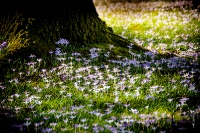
[0,0,200,133]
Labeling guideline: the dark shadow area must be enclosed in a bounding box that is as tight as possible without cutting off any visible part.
[0,109,36,133]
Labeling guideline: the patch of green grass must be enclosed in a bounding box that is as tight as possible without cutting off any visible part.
[0,1,200,133]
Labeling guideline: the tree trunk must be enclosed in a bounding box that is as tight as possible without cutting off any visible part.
[192,0,200,10]
[0,0,145,58]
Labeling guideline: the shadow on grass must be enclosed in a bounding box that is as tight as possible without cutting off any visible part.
[0,111,35,133]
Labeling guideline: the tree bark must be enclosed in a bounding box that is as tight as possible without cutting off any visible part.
[192,0,200,10]
[0,0,145,58]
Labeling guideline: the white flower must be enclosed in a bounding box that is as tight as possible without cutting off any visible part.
[23,121,31,126]
[130,108,139,114]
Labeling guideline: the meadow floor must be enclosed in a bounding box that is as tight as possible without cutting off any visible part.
[0,0,200,133]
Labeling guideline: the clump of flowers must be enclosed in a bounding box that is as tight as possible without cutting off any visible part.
[55,38,69,46]
[55,38,69,53]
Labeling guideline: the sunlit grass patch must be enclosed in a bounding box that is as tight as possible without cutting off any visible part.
[95,0,200,55]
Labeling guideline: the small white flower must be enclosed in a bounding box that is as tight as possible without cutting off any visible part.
[130,108,139,114]
[23,121,31,126]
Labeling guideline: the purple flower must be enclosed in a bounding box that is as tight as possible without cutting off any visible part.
[55,38,69,46]
[0,41,8,50]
